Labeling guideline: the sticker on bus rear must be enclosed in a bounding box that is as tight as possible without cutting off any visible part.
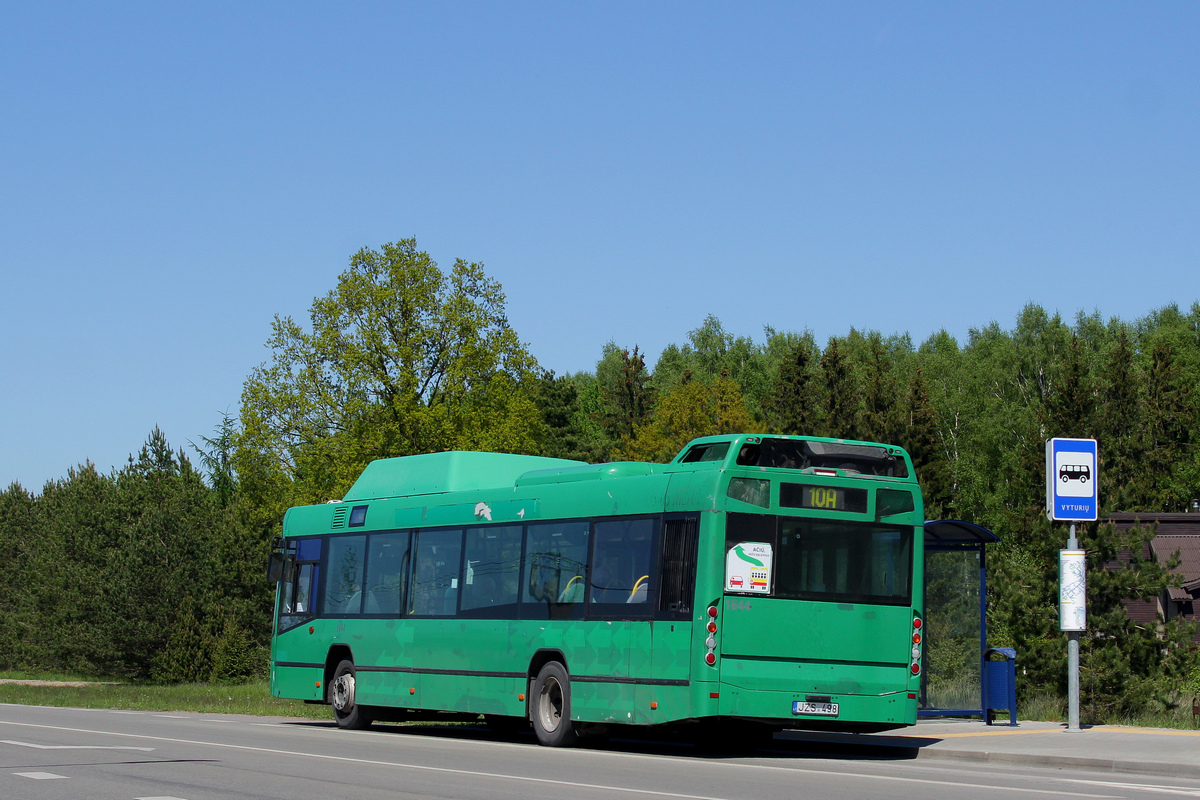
[726,542,772,594]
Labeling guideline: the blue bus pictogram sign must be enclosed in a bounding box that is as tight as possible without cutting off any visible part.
[1046,438,1098,521]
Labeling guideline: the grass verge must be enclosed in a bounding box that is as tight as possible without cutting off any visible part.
[0,678,328,719]
[1019,691,1200,730]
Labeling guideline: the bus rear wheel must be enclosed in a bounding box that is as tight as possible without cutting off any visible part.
[531,662,578,747]
[330,659,373,730]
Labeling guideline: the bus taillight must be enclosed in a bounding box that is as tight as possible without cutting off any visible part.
[910,615,923,676]
[705,605,719,667]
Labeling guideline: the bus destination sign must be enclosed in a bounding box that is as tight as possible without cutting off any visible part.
[780,483,868,513]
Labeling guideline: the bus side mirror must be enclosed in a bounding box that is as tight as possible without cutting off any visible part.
[267,552,285,583]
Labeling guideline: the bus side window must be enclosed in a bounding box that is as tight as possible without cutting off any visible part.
[409,529,463,617]
[461,525,522,617]
[363,531,410,615]
[591,518,658,612]
[522,521,589,620]
[324,535,366,615]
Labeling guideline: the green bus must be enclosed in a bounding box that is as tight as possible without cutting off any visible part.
[268,433,924,746]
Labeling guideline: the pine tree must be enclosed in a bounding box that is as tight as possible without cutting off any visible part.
[1140,341,1193,510]
[905,368,953,518]
[598,345,656,443]
[1096,327,1144,509]
[861,335,901,445]
[768,338,821,435]
[821,339,859,440]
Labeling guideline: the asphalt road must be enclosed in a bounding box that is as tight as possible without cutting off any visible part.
[3,704,1200,800]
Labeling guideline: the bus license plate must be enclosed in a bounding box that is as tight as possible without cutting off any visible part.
[793,701,839,717]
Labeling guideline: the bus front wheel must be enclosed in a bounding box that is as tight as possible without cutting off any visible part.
[330,659,373,730]
[531,662,578,747]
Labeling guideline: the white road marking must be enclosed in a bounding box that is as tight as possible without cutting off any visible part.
[136,796,191,799]
[13,771,69,779]
[0,719,1118,799]
[2,738,154,751]
[1063,779,1200,797]
[110,710,144,715]
[154,715,186,719]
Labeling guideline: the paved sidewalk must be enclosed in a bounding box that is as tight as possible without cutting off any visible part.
[777,719,1200,779]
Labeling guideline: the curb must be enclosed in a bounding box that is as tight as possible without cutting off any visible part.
[774,729,1200,781]
[911,746,1200,781]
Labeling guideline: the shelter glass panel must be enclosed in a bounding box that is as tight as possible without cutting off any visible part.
[922,549,982,710]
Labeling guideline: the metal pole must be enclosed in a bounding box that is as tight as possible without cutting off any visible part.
[1067,522,1081,732]
[979,545,988,722]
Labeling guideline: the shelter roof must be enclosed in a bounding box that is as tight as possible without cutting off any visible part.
[924,520,1000,545]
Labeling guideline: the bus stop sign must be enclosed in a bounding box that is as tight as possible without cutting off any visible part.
[1045,438,1098,521]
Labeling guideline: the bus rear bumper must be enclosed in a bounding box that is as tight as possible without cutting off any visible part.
[717,686,917,730]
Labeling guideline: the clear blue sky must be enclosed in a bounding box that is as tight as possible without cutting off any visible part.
[3,2,1197,491]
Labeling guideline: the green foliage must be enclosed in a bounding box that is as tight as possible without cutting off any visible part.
[621,376,755,463]
[905,368,953,518]
[1078,522,1199,721]
[208,615,264,683]
[152,598,211,683]
[595,343,656,443]
[0,483,37,666]
[820,339,859,440]
[765,333,822,435]
[535,372,611,463]
[652,315,777,418]
[237,238,544,516]
[190,412,238,508]
[0,428,270,684]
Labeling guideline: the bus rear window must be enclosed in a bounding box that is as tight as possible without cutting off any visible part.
[727,513,913,606]
[735,438,908,477]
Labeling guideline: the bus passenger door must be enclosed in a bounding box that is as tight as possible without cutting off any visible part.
[637,515,699,723]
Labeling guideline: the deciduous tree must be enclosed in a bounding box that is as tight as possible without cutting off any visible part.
[620,375,754,463]
[237,239,543,512]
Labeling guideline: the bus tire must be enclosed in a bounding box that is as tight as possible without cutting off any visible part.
[531,662,578,747]
[330,659,373,730]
